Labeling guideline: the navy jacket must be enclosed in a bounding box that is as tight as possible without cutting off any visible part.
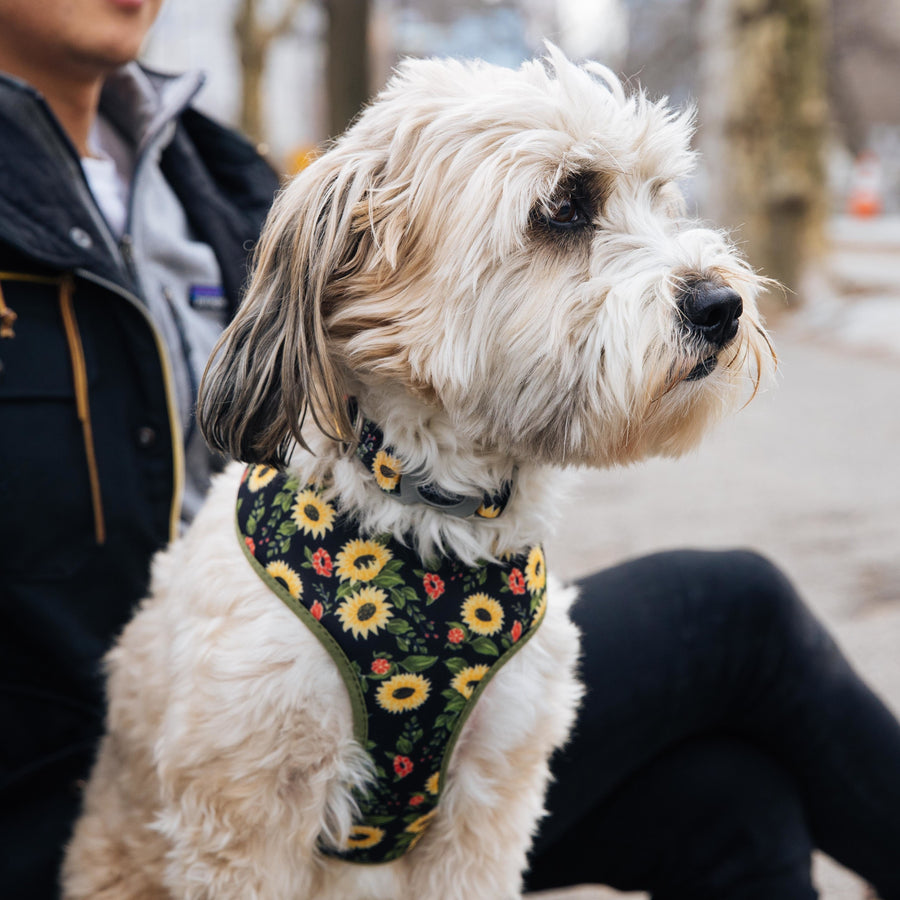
[0,71,278,898]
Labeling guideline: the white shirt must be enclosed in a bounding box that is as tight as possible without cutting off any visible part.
[82,116,132,238]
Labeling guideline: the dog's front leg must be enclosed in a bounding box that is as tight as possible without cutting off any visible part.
[404,594,583,900]
[154,721,353,900]
[409,745,556,900]
[146,622,365,900]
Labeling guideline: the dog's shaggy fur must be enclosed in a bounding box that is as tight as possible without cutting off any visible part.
[63,48,774,900]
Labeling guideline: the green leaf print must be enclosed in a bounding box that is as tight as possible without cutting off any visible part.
[400,655,438,672]
[374,571,406,589]
[470,636,499,657]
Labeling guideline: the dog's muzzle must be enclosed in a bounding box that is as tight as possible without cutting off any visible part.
[678,280,743,381]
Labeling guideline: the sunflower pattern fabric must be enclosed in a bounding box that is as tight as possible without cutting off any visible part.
[236,464,548,864]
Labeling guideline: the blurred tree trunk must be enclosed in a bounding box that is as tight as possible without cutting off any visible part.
[700,0,830,308]
[234,0,306,148]
[323,0,371,138]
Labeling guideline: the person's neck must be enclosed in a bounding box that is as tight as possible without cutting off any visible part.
[1,57,105,157]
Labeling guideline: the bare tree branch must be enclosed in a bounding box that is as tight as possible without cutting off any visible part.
[233,0,307,147]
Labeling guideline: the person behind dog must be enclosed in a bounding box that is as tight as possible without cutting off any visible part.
[2,4,899,900]
[0,1,279,896]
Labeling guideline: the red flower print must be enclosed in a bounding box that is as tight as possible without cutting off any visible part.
[310,601,324,621]
[371,658,391,675]
[312,547,333,577]
[409,794,425,806]
[244,535,256,554]
[393,755,414,777]
[423,573,445,600]
[509,568,526,595]
[447,628,464,644]
[511,620,523,643]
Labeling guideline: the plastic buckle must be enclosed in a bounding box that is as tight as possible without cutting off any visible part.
[396,471,484,518]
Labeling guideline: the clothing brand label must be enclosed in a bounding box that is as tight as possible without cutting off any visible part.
[188,284,226,311]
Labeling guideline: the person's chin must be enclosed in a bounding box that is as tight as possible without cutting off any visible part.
[73,37,145,74]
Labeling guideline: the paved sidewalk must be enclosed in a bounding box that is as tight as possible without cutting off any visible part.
[531,220,900,899]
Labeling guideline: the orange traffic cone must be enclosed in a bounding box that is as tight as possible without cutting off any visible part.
[848,151,883,218]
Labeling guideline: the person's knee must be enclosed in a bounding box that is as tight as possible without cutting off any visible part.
[700,549,819,649]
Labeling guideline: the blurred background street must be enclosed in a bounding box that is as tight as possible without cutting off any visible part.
[140,2,899,896]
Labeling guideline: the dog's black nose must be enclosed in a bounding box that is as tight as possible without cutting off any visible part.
[678,281,743,348]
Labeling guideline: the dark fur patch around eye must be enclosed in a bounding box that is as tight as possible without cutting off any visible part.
[528,171,607,247]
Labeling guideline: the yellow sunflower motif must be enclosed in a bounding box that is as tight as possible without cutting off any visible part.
[247,465,279,492]
[345,825,385,850]
[532,593,548,626]
[461,593,504,636]
[336,586,393,639]
[335,538,392,582]
[425,772,440,795]
[406,808,438,834]
[291,489,336,538]
[451,664,490,699]
[265,560,303,599]
[372,449,402,491]
[525,546,546,593]
[376,673,430,714]
[476,503,501,519]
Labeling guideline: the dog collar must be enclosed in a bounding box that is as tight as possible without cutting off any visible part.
[350,400,515,519]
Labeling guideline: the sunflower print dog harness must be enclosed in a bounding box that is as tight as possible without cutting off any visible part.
[237,464,548,864]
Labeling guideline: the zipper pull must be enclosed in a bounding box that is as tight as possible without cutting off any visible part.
[119,233,135,268]
[118,233,142,291]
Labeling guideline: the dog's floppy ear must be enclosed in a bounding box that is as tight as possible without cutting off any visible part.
[198,154,374,468]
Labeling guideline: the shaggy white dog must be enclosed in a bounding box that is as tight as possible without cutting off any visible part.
[63,47,774,900]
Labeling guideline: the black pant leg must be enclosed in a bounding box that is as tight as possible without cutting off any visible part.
[528,549,900,898]
[526,736,817,900]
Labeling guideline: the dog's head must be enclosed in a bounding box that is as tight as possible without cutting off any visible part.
[199,47,774,471]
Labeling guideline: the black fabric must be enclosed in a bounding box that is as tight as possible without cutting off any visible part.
[526,550,900,900]
[0,74,277,900]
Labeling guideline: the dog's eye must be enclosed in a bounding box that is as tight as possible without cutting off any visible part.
[544,196,587,229]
